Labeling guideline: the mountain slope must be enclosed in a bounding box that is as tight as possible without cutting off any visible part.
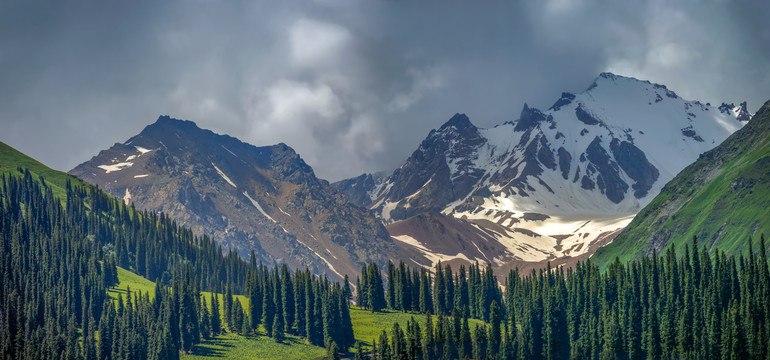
[593,99,770,267]
[335,73,748,268]
[71,116,419,280]
[0,140,89,200]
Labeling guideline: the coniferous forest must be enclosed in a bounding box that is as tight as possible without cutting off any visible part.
[0,169,352,360]
[1,166,769,359]
[364,240,770,359]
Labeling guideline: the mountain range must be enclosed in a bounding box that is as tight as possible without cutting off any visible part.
[67,72,754,278]
[334,73,749,270]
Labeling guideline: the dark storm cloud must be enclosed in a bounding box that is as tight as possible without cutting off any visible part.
[1,0,768,181]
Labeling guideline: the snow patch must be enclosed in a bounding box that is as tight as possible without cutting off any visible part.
[212,163,237,187]
[392,235,474,268]
[381,201,398,223]
[98,162,133,173]
[134,174,149,178]
[242,191,276,223]
[221,145,238,157]
[135,146,152,154]
[319,255,343,279]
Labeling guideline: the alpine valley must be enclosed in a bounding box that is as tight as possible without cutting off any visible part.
[1,73,768,360]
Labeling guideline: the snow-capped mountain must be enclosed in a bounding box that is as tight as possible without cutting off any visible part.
[70,116,420,281]
[334,73,749,268]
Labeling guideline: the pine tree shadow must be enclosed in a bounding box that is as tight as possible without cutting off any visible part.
[188,335,235,357]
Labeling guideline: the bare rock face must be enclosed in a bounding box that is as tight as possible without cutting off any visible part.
[71,116,419,281]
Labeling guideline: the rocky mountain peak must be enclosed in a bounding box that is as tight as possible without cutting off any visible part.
[586,72,678,98]
[141,115,198,135]
[70,116,418,281]
[514,103,548,131]
[737,101,752,122]
[439,113,475,131]
[718,102,753,122]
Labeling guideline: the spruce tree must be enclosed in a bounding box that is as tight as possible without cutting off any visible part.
[387,261,396,309]
[210,294,221,335]
[232,299,245,335]
[224,282,234,331]
[263,283,275,336]
[281,264,295,335]
[473,324,487,360]
[423,312,434,360]
[200,296,211,339]
[489,300,501,358]
[460,311,472,359]
[273,313,285,343]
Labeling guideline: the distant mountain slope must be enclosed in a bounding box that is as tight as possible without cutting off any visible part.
[71,116,419,280]
[593,99,770,267]
[334,73,748,269]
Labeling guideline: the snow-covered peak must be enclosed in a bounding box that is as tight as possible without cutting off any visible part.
[347,73,749,264]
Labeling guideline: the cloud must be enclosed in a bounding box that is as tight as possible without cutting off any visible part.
[264,80,344,123]
[0,0,768,182]
[289,18,352,69]
[387,67,444,112]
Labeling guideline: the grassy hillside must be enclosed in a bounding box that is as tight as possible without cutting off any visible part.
[108,266,158,301]
[593,99,770,268]
[0,141,88,200]
[350,307,488,350]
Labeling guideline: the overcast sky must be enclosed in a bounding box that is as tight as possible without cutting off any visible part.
[1,0,769,181]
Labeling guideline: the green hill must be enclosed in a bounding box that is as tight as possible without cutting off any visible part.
[0,141,89,200]
[593,99,770,268]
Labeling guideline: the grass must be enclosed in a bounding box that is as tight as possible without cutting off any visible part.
[201,290,250,316]
[350,307,420,348]
[350,306,488,350]
[108,266,157,301]
[181,333,325,360]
